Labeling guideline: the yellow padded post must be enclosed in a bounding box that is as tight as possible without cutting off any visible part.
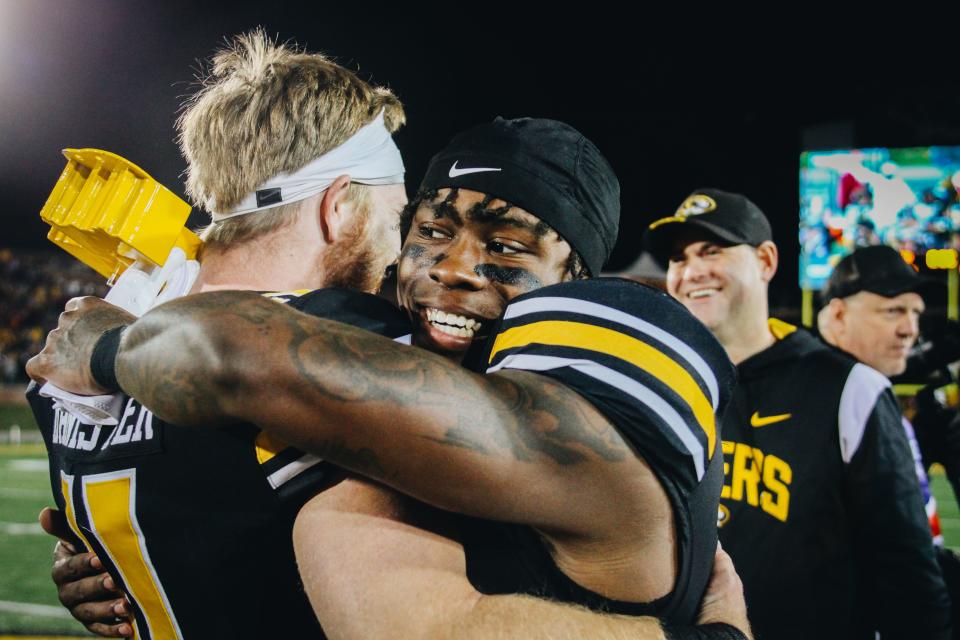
[39,148,201,281]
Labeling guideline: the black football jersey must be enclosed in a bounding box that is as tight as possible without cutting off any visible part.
[717,321,951,639]
[461,278,736,623]
[29,289,411,640]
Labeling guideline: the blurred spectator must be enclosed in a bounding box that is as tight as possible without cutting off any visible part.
[0,248,105,383]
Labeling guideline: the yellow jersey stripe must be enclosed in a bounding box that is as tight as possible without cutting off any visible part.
[489,353,708,480]
[83,470,182,639]
[255,431,290,465]
[490,320,716,455]
[768,318,797,340]
[501,296,720,410]
[262,289,311,299]
[59,473,93,554]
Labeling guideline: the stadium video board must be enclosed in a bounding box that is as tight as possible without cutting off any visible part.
[799,146,960,291]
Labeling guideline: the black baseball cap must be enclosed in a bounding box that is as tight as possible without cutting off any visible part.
[419,117,620,276]
[643,188,773,265]
[822,245,938,303]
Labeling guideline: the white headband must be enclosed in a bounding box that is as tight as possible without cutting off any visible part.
[212,110,405,221]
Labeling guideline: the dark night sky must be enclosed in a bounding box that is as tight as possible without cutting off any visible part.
[3,1,959,308]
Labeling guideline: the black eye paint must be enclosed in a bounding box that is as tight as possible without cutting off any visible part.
[432,253,447,266]
[475,264,543,289]
[402,243,435,268]
[402,244,426,260]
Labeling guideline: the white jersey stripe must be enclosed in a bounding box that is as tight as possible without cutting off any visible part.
[502,297,720,410]
[838,363,891,463]
[488,353,705,480]
[266,453,325,489]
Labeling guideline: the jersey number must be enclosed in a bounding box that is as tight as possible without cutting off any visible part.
[61,469,183,640]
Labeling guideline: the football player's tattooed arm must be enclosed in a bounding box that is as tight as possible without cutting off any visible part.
[22,294,657,544]
[294,479,749,640]
[116,291,663,540]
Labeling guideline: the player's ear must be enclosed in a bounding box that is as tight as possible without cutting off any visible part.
[755,241,779,283]
[318,175,353,243]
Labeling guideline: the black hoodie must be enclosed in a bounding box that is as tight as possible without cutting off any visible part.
[718,320,950,640]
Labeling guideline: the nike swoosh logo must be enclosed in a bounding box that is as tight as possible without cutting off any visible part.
[750,412,792,428]
[449,161,502,178]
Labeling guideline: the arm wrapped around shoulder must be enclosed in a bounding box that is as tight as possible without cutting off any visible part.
[115,290,271,426]
[478,277,737,497]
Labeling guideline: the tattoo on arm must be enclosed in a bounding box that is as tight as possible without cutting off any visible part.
[419,374,628,466]
[118,291,630,483]
[116,291,273,425]
[282,302,630,472]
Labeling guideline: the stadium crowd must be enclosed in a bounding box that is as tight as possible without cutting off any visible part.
[0,248,104,383]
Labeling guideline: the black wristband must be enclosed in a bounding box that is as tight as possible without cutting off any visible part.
[90,326,126,392]
[663,622,749,640]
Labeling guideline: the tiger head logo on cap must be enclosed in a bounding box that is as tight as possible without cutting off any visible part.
[648,193,719,230]
[643,188,773,265]
[675,194,718,218]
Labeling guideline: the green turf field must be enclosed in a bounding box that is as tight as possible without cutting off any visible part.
[0,442,92,636]
[935,466,960,547]
[0,404,41,444]
[1,414,960,636]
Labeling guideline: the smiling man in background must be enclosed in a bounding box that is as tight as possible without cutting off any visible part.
[646,188,950,640]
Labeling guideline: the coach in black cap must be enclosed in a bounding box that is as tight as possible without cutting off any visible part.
[821,244,937,305]
[819,245,938,377]
[643,188,772,267]
[647,189,951,639]
[644,188,777,363]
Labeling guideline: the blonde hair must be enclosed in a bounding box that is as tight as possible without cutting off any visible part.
[177,28,404,247]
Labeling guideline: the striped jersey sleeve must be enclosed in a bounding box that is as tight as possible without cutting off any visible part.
[479,278,736,496]
[255,288,412,502]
